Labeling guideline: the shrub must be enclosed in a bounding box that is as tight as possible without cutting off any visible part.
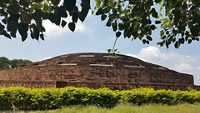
[0,87,199,110]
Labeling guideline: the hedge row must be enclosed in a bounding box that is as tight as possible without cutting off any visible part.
[0,87,199,110]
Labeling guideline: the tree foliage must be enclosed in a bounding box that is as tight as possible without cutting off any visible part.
[0,57,10,69]
[0,0,90,41]
[0,57,32,70]
[94,0,200,48]
[0,0,199,48]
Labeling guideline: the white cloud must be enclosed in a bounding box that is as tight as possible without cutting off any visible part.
[75,22,90,32]
[43,20,66,38]
[127,46,200,85]
[43,20,91,38]
[174,63,193,72]
[130,46,194,65]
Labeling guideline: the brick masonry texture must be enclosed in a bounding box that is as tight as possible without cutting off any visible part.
[0,53,199,90]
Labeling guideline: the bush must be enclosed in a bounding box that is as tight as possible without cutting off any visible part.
[0,87,199,110]
[60,87,119,108]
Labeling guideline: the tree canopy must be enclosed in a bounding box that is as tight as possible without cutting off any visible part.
[0,56,32,70]
[0,0,199,48]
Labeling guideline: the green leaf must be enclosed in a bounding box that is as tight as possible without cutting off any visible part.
[96,8,103,15]
[40,34,45,40]
[10,31,16,37]
[21,11,32,24]
[129,0,134,4]
[7,21,18,38]
[7,4,21,14]
[0,23,5,31]
[19,0,29,7]
[179,38,184,44]
[155,20,161,24]
[146,35,152,41]
[188,39,192,44]
[33,27,40,40]
[151,8,158,18]
[160,30,164,37]
[72,12,79,23]
[2,19,6,24]
[118,23,125,30]
[30,24,40,40]
[72,13,78,23]
[61,20,67,28]
[51,0,61,6]
[101,14,107,21]
[94,0,101,8]
[155,0,162,3]
[116,31,121,38]
[79,10,89,22]
[150,25,156,30]
[112,21,117,32]
[124,28,132,38]
[0,9,7,16]
[30,30,34,39]
[106,21,111,27]
[18,22,28,41]
[37,25,46,32]
[68,22,76,32]
[142,39,146,44]
[64,0,76,11]
[157,41,165,46]
[0,30,11,39]
[174,42,180,48]
[107,49,112,53]
[7,21,17,32]
[161,18,173,29]
[58,6,68,18]
[55,16,61,26]
[79,0,90,22]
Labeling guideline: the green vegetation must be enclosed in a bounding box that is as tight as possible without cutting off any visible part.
[15,103,200,113]
[0,57,32,70]
[0,87,199,111]
[0,0,199,48]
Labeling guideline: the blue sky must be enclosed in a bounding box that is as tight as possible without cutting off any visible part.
[0,12,199,85]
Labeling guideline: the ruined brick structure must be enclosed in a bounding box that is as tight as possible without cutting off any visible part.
[0,53,199,90]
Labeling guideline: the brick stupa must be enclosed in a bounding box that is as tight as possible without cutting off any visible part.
[0,53,199,90]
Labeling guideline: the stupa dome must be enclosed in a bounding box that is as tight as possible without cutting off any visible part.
[0,53,198,90]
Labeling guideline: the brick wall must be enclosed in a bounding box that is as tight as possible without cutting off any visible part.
[0,65,194,88]
[56,81,200,91]
[0,65,194,84]
[0,53,196,90]
[0,80,56,88]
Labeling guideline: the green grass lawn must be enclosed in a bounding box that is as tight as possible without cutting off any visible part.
[12,103,200,113]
